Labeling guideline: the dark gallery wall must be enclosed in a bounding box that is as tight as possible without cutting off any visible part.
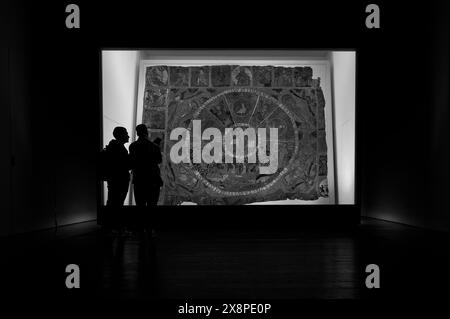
[1,1,99,236]
[359,1,449,231]
[0,1,448,235]
[1,1,40,235]
[0,4,12,236]
[426,0,449,231]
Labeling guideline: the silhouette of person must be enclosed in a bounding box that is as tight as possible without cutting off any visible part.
[105,126,131,207]
[129,124,163,206]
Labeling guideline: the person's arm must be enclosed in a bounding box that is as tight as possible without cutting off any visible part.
[128,144,135,170]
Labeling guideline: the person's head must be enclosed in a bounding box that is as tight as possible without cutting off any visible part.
[136,124,149,139]
[113,126,129,144]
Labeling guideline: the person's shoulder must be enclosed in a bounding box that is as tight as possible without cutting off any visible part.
[105,139,119,151]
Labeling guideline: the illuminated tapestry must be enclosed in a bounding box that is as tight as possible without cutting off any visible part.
[142,65,329,205]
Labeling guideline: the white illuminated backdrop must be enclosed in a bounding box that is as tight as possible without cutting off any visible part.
[101,50,140,204]
[330,52,356,204]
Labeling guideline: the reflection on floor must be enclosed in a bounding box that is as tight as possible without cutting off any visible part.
[3,217,448,300]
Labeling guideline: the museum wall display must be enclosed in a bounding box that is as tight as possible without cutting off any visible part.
[140,64,332,205]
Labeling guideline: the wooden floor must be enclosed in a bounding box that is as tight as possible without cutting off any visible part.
[2,218,448,301]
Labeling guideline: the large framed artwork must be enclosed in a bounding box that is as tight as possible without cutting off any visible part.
[135,57,335,205]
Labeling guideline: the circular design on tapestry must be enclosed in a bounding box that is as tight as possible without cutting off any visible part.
[187,88,299,196]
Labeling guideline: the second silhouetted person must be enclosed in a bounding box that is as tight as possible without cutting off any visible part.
[129,124,163,206]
